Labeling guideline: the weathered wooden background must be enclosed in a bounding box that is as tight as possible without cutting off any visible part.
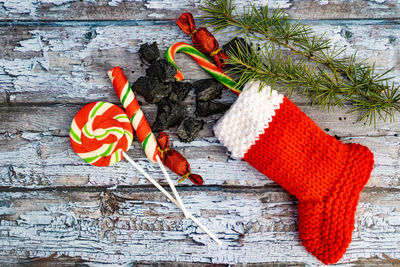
[0,0,399,266]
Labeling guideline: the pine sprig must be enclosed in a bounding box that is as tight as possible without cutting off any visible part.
[200,0,400,126]
[226,41,348,108]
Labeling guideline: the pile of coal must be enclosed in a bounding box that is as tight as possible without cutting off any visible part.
[177,117,204,143]
[134,42,233,143]
[194,79,230,117]
[146,58,177,82]
[168,81,192,102]
[194,79,224,101]
[133,76,171,104]
[153,99,186,132]
[138,42,160,64]
[196,101,230,117]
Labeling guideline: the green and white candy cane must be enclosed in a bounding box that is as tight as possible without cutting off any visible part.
[165,42,242,95]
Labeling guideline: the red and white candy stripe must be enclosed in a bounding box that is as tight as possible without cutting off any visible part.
[108,67,159,163]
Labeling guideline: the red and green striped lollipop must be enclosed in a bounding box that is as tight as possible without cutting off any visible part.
[70,101,134,166]
[165,42,242,95]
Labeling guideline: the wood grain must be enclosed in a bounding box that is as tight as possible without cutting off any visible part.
[0,188,399,265]
[0,21,399,105]
[1,0,400,265]
[0,106,398,189]
[0,0,399,21]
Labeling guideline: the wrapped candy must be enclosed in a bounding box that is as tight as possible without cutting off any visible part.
[157,132,203,185]
[176,13,228,68]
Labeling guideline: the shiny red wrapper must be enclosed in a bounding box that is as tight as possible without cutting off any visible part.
[176,12,228,69]
[157,132,203,186]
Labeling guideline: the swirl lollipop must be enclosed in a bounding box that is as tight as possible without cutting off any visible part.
[70,101,133,166]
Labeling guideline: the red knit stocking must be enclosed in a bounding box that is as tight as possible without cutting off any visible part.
[214,81,374,264]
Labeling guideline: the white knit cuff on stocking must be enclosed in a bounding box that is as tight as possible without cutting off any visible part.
[214,80,284,159]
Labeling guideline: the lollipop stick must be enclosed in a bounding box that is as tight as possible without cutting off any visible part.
[123,152,180,207]
[156,155,190,219]
[122,152,222,245]
[187,213,222,245]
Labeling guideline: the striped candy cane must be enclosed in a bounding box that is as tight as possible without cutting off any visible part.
[108,67,159,163]
[108,67,193,219]
[165,42,242,95]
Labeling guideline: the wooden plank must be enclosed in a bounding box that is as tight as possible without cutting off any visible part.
[0,21,399,106]
[1,102,399,137]
[0,188,399,265]
[0,123,398,188]
[0,0,399,21]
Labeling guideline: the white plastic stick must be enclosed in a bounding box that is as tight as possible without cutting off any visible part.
[156,155,190,219]
[122,152,222,245]
[123,152,179,206]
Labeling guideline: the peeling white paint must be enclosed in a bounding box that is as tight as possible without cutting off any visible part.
[144,0,292,10]
[40,0,76,5]
[1,0,37,17]
[0,131,399,189]
[107,0,124,7]
[0,190,398,264]
[1,22,398,106]
[0,0,399,21]
[0,206,16,216]
[318,0,329,5]
[0,0,399,265]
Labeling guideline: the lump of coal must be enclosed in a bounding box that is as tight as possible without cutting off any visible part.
[132,76,171,104]
[146,58,177,82]
[193,79,224,102]
[196,101,230,117]
[153,99,186,131]
[177,117,204,143]
[223,37,253,59]
[138,42,160,64]
[168,81,192,102]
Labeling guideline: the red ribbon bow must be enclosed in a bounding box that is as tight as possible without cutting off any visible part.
[176,13,228,69]
[157,132,204,186]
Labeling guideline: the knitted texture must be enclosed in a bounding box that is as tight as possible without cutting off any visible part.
[214,81,374,264]
[214,81,284,158]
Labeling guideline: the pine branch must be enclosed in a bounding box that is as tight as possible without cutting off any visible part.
[200,0,400,127]
[226,41,348,108]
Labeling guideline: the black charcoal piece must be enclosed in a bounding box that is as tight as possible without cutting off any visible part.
[146,58,177,82]
[177,117,204,143]
[168,81,192,102]
[153,99,186,131]
[193,79,224,101]
[196,100,230,117]
[223,37,253,58]
[138,42,160,64]
[132,76,171,104]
